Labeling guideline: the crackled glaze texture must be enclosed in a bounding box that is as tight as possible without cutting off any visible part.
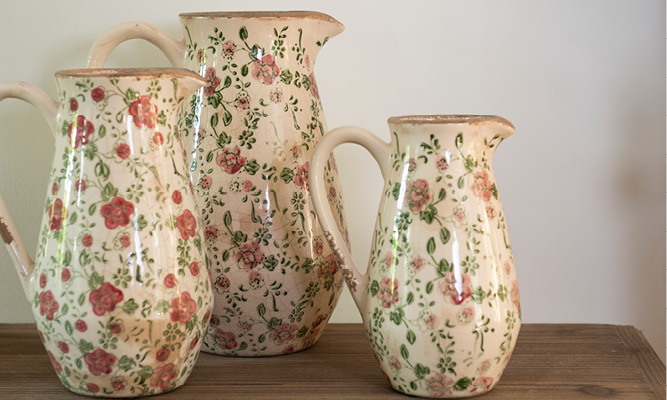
[311,116,520,398]
[1,70,213,397]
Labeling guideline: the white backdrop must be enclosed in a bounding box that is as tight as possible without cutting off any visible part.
[0,0,664,361]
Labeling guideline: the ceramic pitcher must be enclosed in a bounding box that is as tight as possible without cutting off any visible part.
[310,116,521,398]
[88,12,349,356]
[0,68,214,397]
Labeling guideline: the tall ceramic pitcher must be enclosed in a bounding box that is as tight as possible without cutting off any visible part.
[0,69,213,397]
[88,12,350,356]
[310,116,521,398]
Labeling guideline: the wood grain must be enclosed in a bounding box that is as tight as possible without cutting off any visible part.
[0,323,663,399]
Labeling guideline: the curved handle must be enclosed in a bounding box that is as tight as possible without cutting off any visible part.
[309,126,391,310]
[0,82,58,298]
[87,22,186,68]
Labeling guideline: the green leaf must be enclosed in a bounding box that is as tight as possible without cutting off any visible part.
[406,329,416,345]
[257,303,266,317]
[65,321,73,336]
[88,271,104,289]
[391,182,401,201]
[258,334,265,343]
[244,159,260,175]
[239,26,248,41]
[117,355,136,371]
[425,281,434,294]
[239,342,248,350]
[280,69,293,85]
[78,293,85,306]
[439,227,450,244]
[455,133,463,150]
[241,64,249,77]
[62,249,72,267]
[210,112,219,128]
[410,381,417,391]
[137,366,153,380]
[222,109,232,126]
[98,124,106,138]
[280,167,294,183]
[436,259,451,277]
[497,284,507,301]
[60,303,69,316]
[438,188,446,201]
[454,377,472,391]
[406,292,414,305]
[68,211,77,225]
[88,203,97,216]
[222,249,230,262]
[223,76,232,89]
[414,363,430,379]
[101,183,117,201]
[297,326,309,338]
[471,286,486,304]
[223,211,232,228]
[136,214,148,230]
[389,308,404,325]
[267,317,282,330]
[122,298,139,314]
[370,280,380,297]
[400,344,409,360]
[155,300,170,314]
[457,176,465,189]
[262,255,278,271]
[78,339,94,354]
[426,237,436,255]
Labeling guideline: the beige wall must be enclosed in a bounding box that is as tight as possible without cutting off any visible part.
[0,0,664,361]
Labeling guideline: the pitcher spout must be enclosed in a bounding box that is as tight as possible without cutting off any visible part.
[172,70,207,102]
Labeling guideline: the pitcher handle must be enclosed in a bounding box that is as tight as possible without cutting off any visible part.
[87,22,186,68]
[0,82,58,297]
[309,126,391,308]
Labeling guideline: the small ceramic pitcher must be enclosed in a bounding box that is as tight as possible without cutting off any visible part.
[310,116,521,398]
[88,11,350,356]
[0,68,213,397]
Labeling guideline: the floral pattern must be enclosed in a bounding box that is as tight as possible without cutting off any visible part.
[337,119,520,397]
[178,16,348,356]
[29,72,213,397]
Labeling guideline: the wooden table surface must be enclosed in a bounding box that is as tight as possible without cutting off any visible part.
[0,323,664,399]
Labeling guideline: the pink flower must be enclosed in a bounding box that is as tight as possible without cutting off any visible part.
[235,92,250,109]
[164,273,176,288]
[425,313,440,329]
[189,335,200,350]
[51,182,58,195]
[84,348,116,376]
[205,225,218,242]
[129,95,158,129]
[150,363,177,390]
[111,378,126,392]
[215,276,230,292]
[216,147,246,174]
[199,175,212,190]
[389,356,401,371]
[436,155,449,171]
[243,180,253,192]
[504,261,511,275]
[61,268,71,282]
[252,54,280,85]
[69,98,78,112]
[425,373,454,397]
[269,323,297,345]
[309,72,319,98]
[235,240,264,270]
[214,329,237,349]
[47,198,67,231]
[204,67,220,97]
[82,234,93,247]
[486,204,495,219]
[156,347,170,362]
[408,157,417,172]
[457,306,475,324]
[119,234,131,248]
[58,341,69,354]
[477,360,491,375]
[176,209,197,240]
[100,196,134,229]
[190,261,199,276]
[196,49,206,64]
[248,271,262,287]
[410,255,425,271]
[75,319,87,332]
[270,88,283,103]
[406,179,431,213]
[86,383,100,393]
[89,282,124,316]
[221,41,236,57]
[319,254,338,279]
[91,87,105,102]
[75,179,86,192]
[67,115,94,148]
[377,277,399,308]
[282,345,295,354]
[439,272,472,305]
[328,186,337,201]
[291,145,301,159]
[293,162,309,191]
[469,377,494,394]
[153,131,164,145]
[238,320,252,331]
[39,290,58,321]
[39,273,46,288]
[116,143,131,159]
[170,292,197,324]
[47,351,62,374]
[313,238,324,256]
[511,281,520,311]
[108,321,122,334]
[453,205,467,224]
[471,170,494,202]
[171,190,182,205]
[384,252,395,268]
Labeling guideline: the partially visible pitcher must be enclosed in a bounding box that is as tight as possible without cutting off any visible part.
[88,12,350,356]
[0,69,213,397]
[310,116,521,398]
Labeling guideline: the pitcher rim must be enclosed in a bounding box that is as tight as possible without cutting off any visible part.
[179,10,341,24]
[388,115,514,129]
[55,68,205,82]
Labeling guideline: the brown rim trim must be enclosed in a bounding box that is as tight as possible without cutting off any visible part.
[0,217,13,245]
[179,11,341,24]
[55,68,205,81]
[387,115,514,129]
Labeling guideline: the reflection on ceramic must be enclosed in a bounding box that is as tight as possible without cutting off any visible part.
[88,12,349,356]
[310,116,521,398]
[0,69,213,397]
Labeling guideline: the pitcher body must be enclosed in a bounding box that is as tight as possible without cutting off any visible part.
[310,116,521,398]
[1,69,213,396]
[90,12,350,356]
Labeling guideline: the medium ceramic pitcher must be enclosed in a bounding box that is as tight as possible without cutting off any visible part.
[88,12,349,356]
[0,68,213,397]
[310,116,521,398]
